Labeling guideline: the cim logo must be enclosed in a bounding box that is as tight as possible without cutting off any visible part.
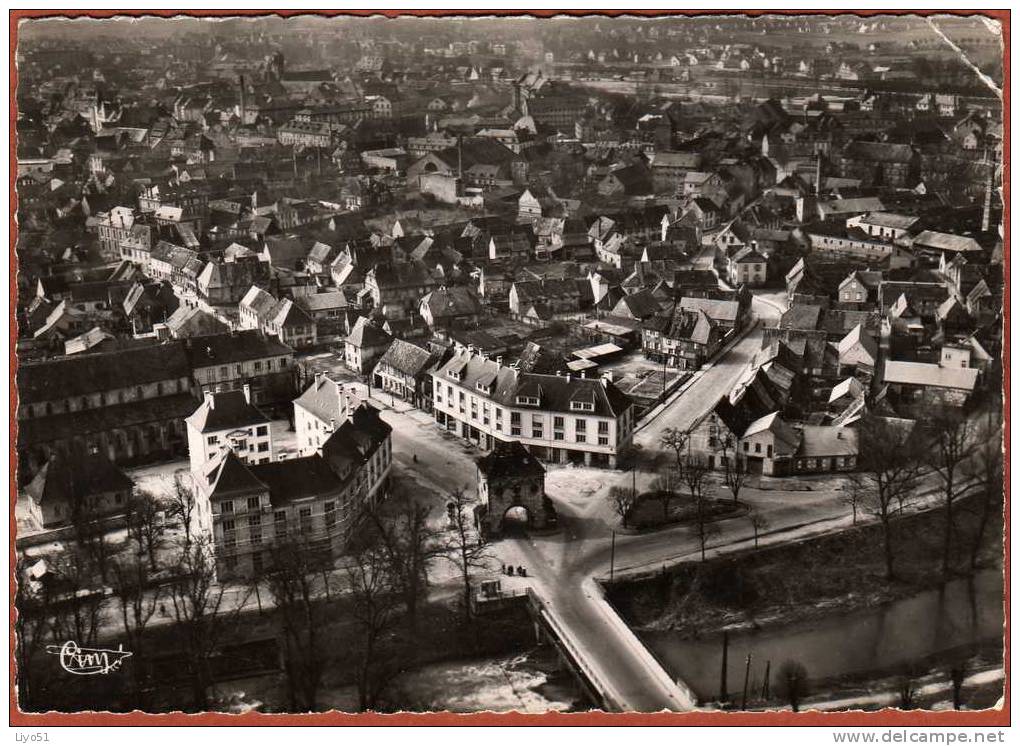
[45,641,132,676]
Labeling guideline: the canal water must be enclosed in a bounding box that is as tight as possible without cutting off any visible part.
[641,569,1004,702]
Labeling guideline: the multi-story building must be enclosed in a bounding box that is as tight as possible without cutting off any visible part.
[293,373,357,457]
[194,402,392,579]
[183,330,296,407]
[363,261,438,318]
[238,286,318,349]
[16,344,195,481]
[95,206,139,256]
[642,307,722,370]
[185,385,274,472]
[430,349,635,467]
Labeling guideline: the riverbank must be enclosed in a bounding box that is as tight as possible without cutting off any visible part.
[604,494,1004,710]
[606,493,1002,638]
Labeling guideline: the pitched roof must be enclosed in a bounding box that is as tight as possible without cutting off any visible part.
[883,361,979,391]
[184,330,293,368]
[477,439,546,479]
[17,343,191,403]
[294,375,350,424]
[376,339,437,377]
[24,449,134,508]
[346,316,392,349]
[186,389,270,434]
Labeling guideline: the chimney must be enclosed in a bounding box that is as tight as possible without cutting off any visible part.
[315,371,325,388]
[204,390,215,408]
[496,356,503,366]
[329,417,336,432]
[814,155,822,197]
[242,383,251,403]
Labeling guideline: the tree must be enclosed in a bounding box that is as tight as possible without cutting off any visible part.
[14,557,56,711]
[71,494,113,583]
[110,552,162,707]
[369,490,442,631]
[126,490,167,573]
[50,549,106,649]
[776,660,809,712]
[842,476,866,525]
[854,416,923,580]
[660,427,689,472]
[345,544,403,711]
[165,472,198,553]
[749,513,770,549]
[718,433,750,506]
[927,414,977,578]
[682,455,716,561]
[167,537,251,711]
[265,538,330,712]
[442,487,493,624]
[607,485,637,528]
[963,411,1004,571]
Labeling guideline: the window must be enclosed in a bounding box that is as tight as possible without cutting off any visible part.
[532,428,543,438]
[598,436,609,446]
[249,514,262,545]
[207,435,219,445]
[754,443,761,454]
[220,500,234,514]
[553,416,564,429]
[598,421,609,434]
[235,364,242,375]
[275,510,287,538]
[743,442,749,452]
[219,366,227,379]
[325,501,336,528]
[247,496,261,511]
[299,507,313,532]
[256,425,268,437]
[570,400,594,412]
[576,433,587,443]
[575,419,586,431]
[254,361,262,372]
[221,519,236,548]
[511,426,521,436]
[554,432,565,441]
[258,442,269,453]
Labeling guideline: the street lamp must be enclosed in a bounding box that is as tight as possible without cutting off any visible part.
[610,529,616,582]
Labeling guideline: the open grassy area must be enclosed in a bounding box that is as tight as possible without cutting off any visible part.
[626,491,746,531]
[607,493,1003,638]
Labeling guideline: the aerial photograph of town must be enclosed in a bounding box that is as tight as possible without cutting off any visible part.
[10,10,1006,723]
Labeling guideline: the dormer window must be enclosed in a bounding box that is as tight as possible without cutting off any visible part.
[516,395,540,407]
[476,381,491,393]
[449,368,463,381]
[570,400,595,412]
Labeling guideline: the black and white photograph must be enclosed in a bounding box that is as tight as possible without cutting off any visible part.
[10,9,1008,726]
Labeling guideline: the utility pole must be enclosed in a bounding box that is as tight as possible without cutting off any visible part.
[719,630,729,704]
[761,659,771,700]
[609,530,616,581]
[741,653,752,709]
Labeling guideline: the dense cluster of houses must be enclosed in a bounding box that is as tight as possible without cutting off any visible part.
[15,19,1003,577]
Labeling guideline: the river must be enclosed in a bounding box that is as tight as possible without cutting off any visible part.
[641,569,1004,704]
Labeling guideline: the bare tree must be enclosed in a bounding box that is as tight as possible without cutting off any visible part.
[607,485,637,528]
[126,490,167,573]
[167,536,252,711]
[50,548,106,649]
[776,660,809,712]
[265,538,329,712]
[110,552,162,707]
[345,544,402,711]
[165,472,198,553]
[71,496,113,583]
[749,513,770,549]
[855,416,923,580]
[660,427,689,472]
[718,433,750,506]
[650,466,681,522]
[682,455,716,561]
[963,411,1004,570]
[927,414,976,578]
[370,490,442,631]
[842,476,866,525]
[14,557,56,711]
[442,487,493,624]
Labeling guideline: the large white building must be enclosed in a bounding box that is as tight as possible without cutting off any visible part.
[185,385,274,472]
[430,349,635,467]
[293,373,358,456]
